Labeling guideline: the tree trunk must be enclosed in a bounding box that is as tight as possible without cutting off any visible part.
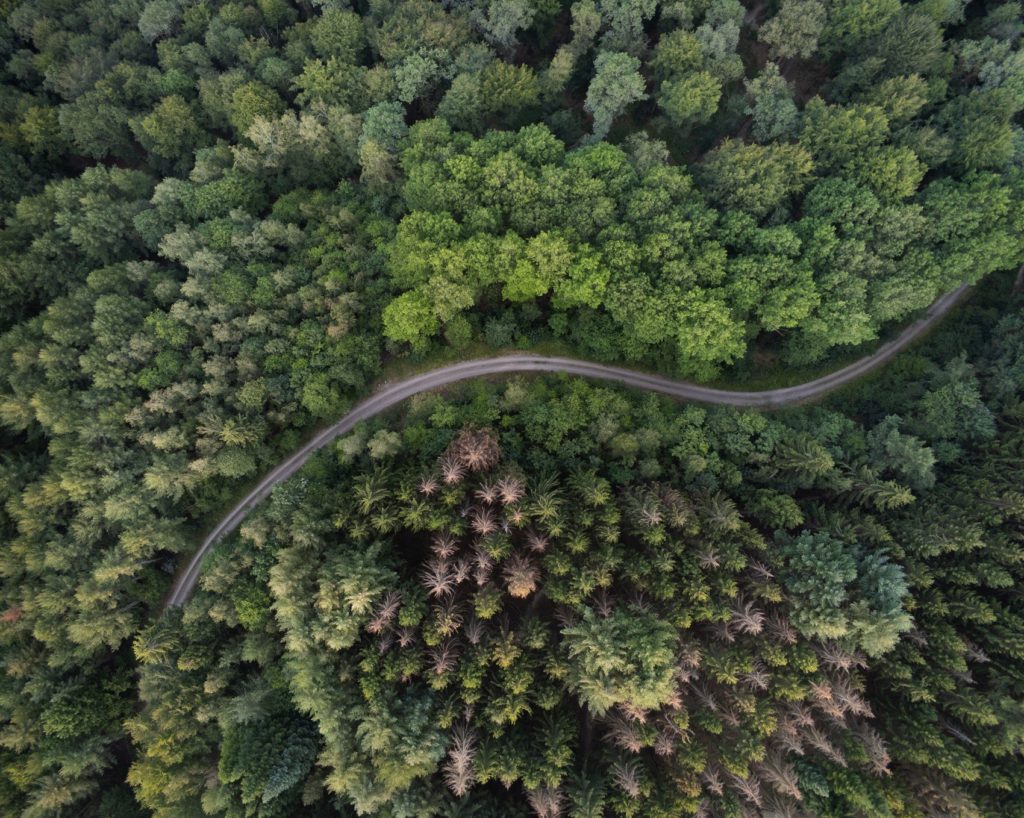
[735,116,754,142]
[744,0,768,26]
[581,706,594,761]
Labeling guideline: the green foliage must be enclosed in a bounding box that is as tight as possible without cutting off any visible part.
[40,674,133,740]
[245,412,911,813]
[657,71,721,127]
[472,0,535,49]
[383,290,440,350]
[939,88,1020,171]
[744,62,799,143]
[0,1,1022,816]
[481,61,541,124]
[230,81,286,136]
[759,0,827,59]
[583,50,647,141]
[218,708,319,815]
[131,95,205,161]
[776,530,912,656]
[562,607,678,715]
[698,138,814,219]
[310,8,366,63]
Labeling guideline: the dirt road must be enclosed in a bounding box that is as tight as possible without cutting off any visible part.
[164,284,968,608]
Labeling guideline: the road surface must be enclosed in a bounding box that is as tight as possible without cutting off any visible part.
[164,284,969,608]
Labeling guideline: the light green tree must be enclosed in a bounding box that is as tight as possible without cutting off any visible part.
[657,71,721,127]
[583,51,648,142]
[562,606,677,715]
[759,0,827,60]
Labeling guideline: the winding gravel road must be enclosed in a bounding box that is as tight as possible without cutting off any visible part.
[165,284,969,608]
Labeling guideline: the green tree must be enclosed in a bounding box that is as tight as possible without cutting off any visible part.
[673,288,746,377]
[657,71,721,127]
[229,81,286,136]
[437,73,484,132]
[138,0,181,41]
[58,93,135,159]
[744,62,799,142]
[759,0,827,60]
[596,0,658,54]
[799,98,890,173]
[939,88,1019,171]
[562,606,677,715]
[776,530,912,656]
[131,95,205,161]
[583,51,647,142]
[650,29,703,82]
[481,61,541,125]
[293,58,369,110]
[865,416,936,490]
[698,138,814,219]
[218,707,319,814]
[310,8,366,62]
[694,0,746,82]
[822,0,901,54]
[383,290,440,350]
[393,52,444,103]
[471,0,535,49]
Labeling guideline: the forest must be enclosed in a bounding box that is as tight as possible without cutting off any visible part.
[129,292,1024,818]
[0,0,1022,816]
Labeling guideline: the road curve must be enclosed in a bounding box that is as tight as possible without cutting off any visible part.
[165,284,969,609]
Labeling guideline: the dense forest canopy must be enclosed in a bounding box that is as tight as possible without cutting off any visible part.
[130,296,1024,818]
[0,0,1022,816]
